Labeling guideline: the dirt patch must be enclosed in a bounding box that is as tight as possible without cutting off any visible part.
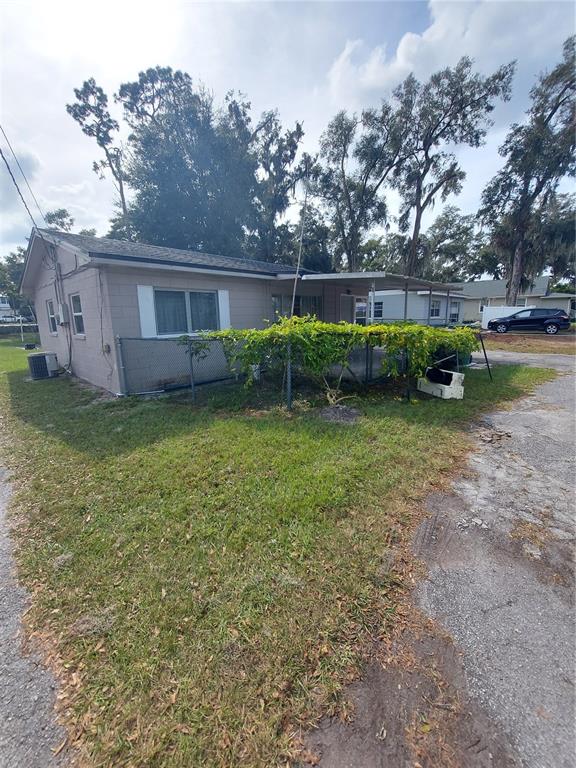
[318,405,361,424]
[302,611,518,768]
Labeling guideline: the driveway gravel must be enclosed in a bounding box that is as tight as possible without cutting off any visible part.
[416,354,575,767]
[0,467,68,768]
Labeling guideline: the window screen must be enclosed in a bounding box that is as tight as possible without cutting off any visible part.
[189,291,219,331]
[154,290,188,335]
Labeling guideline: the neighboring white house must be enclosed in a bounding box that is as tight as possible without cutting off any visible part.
[449,277,576,322]
[0,294,13,319]
[369,290,464,326]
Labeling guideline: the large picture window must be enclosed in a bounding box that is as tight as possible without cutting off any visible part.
[154,290,219,335]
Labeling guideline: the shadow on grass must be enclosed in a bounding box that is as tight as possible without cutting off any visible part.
[5,362,550,461]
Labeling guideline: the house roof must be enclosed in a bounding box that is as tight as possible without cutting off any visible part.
[450,276,550,299]
[35,229,301,277]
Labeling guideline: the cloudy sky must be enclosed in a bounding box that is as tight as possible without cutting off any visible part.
[0,0,573,255]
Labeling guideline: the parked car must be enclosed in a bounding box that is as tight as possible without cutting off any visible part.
[487,308,570,334]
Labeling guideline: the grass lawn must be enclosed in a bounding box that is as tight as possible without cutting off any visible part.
[0,338,555,767]
[483,331,576,355]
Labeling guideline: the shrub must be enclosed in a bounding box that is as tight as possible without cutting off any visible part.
[182,317,479,403]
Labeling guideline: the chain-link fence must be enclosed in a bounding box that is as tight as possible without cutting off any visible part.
[117,337,236,395]
[116,335,407,402]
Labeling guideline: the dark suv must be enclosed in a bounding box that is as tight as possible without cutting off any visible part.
[487,308,570,334]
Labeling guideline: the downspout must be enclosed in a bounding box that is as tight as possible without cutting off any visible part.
[445,289,451,326]
[427,288,432,326]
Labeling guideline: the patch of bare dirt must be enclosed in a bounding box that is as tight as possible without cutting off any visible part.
[318,405,361,424]
[301,610,519,768]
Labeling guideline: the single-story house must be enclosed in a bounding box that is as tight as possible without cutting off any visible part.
[370,290,465,326]
[21,228,457,395]
[449,277,576,322]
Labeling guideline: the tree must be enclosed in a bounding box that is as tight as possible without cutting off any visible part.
[315,103,408,272]
[419,206,482,281]
[44,208,74,231]
[67,79,129,221]
[0,246,28,314]
[393,58,514,276]
[480,37,575,304]
[537,193,575,284]
[44,208,97,236]
[358,233,407,272]
[68,67,306,260]
[249,112,306,261]
[276,204,334,272]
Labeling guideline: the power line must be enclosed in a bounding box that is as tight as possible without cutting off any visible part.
[0,122,47,224]
[0,145,39,230]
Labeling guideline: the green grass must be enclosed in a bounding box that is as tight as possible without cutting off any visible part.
[0,340,556,767]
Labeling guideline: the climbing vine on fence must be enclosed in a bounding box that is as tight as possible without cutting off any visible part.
[181,317,479,402]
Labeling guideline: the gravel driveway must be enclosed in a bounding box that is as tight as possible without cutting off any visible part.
[307,352,575,767]
[0,468,67,768]
[416,352,575,767]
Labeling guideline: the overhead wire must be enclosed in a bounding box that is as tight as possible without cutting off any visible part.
[0,122,47,222]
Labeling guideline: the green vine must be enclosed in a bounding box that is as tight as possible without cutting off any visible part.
[181,317,479,403]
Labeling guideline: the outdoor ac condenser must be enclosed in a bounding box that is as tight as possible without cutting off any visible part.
[28,352,59,380]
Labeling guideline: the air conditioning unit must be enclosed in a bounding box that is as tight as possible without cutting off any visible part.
[28,352,59,380]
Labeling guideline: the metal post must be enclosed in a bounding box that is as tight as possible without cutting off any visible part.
[427,289,432,326]
[369,280,376,325]
[115,336,128,395]
[478,334,493,382]
[403,282,408,321]
[286,341,292,410]
[364,338,370,385]
[445,289,451,326]
[188,338,196,402]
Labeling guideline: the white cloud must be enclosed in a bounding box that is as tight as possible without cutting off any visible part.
[328,0,572,118]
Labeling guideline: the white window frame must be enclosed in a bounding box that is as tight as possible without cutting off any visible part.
[47,299,58,335]
[70,293,85,336]
[430,299,441,318]
[515,297,528,307]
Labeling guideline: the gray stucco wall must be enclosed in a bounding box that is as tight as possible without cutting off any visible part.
[31,245,118,392]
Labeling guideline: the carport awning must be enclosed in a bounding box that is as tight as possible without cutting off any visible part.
[298,271,455,293]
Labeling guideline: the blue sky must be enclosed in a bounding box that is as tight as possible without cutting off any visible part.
[0,1,573,254]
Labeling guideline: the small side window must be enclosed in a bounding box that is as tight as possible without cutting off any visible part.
[70,294,85,335]
[47,299,57,334]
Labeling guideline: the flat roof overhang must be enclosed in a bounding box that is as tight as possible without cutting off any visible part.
[299,272,456,292]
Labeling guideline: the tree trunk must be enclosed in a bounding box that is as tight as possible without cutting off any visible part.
[406,205,423,276]
[506,240,524,305]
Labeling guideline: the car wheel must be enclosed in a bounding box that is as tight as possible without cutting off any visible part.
[545,323,559,335]
[496,323,508,333]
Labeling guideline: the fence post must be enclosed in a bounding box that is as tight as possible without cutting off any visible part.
[364,338,371,385]
[115,336,128,395]
[286,341,292,410]
[187,338,196,402]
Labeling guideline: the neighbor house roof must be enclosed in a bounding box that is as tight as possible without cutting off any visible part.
[34,229,301,277]
[450,276,550,299]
